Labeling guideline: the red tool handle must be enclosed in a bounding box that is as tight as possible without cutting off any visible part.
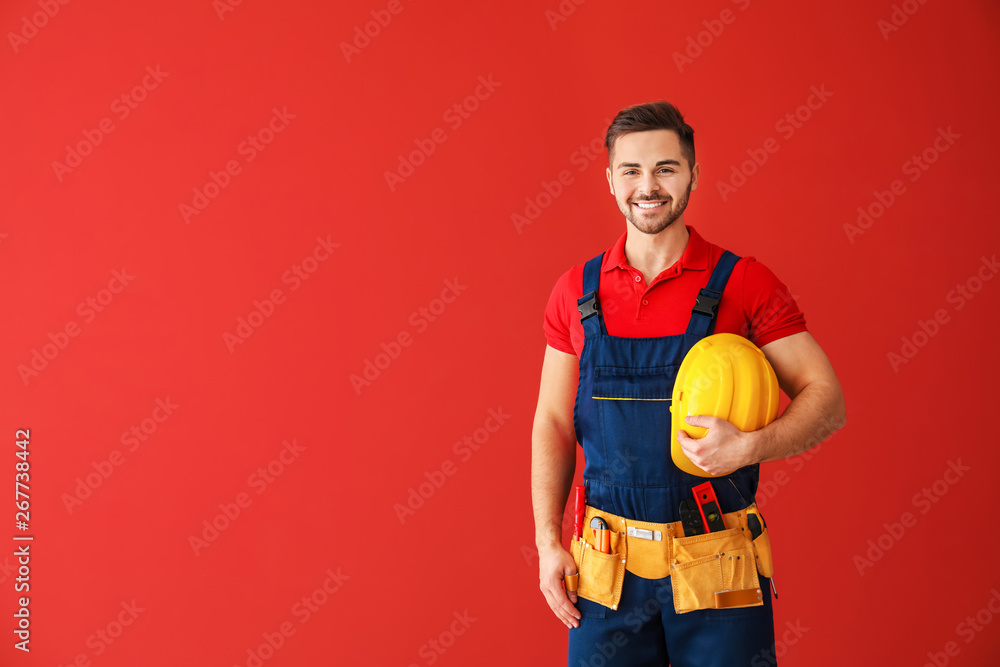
[573,486,585,539]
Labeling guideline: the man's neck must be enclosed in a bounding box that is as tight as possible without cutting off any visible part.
[623,221,690,286]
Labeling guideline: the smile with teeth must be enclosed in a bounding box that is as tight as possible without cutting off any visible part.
[633,201,667,210]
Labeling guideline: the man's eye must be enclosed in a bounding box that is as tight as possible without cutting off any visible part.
[659,169,674,174]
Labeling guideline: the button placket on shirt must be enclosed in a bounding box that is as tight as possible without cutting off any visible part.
[635,267,681,319]
[628,269,647,319]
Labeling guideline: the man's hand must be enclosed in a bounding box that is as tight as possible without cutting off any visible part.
[538,544,581,629]
[677,331,847,473]
[677,415,756,476]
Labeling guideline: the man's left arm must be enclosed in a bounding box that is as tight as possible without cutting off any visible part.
[678,331,846,474]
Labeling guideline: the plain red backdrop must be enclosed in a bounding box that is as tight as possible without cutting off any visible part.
[3,0,1000,665]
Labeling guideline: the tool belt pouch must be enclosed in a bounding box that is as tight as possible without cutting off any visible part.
[752,521,774,579]
[670,527,762,614]
[570,530,627,611]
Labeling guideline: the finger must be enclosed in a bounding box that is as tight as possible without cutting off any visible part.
[679,445,708,471]
[546,583,581,627]
[559,591,581,619]
[548,582,574,613]
[546,596,578,628]
[678,433,701,457]
[685,414,721,428]
[560,600,581,627]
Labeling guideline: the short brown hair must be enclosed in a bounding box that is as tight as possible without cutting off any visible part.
[605,101,695,167]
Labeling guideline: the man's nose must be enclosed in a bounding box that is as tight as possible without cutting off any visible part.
[638,174,660,197]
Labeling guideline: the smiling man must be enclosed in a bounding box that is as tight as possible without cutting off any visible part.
[530,101,846,665]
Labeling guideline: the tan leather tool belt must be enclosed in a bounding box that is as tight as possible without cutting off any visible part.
[570,503,773,614]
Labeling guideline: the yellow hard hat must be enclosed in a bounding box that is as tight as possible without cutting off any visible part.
[670,333,780,477]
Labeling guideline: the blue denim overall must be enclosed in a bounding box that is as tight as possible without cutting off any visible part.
[568,250,776,667]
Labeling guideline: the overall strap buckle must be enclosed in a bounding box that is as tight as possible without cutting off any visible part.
[692,288,722,318]
[578,291,600,321]
[578,252,608,337]
[685,250,741,338]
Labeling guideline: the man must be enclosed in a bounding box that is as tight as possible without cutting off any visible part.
[530,101,846,665]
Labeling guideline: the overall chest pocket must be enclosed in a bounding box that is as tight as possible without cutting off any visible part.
[592,367,676,466]
[592,365,677,401]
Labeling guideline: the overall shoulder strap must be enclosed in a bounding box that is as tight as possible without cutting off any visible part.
[684,250,741,338]
[577,253,607,337]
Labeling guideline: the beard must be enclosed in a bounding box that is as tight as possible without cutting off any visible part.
[616,179,693,235]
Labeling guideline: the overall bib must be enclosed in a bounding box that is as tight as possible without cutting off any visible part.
[568,250,776,667]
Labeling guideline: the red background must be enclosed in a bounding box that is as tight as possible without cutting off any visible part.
[3,0,1000,665]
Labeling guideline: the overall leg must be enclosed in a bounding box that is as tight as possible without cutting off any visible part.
[662,575,777,667]
[568,571,669,667]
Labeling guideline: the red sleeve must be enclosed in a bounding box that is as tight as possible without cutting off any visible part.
[543,268,578,355]
[739,258,808,348]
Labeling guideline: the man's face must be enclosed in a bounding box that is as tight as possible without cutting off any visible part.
[606,129,699,235]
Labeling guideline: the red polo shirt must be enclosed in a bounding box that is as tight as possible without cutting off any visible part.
[543,225,807,356]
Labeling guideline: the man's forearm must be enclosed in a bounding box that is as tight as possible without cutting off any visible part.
[750,379,846,464]
[531,422,577,551]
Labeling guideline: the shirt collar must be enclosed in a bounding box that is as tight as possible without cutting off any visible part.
[603,224,710,273]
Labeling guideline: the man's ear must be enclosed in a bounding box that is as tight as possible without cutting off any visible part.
[606,166,614,196]
[690,161,700,191]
